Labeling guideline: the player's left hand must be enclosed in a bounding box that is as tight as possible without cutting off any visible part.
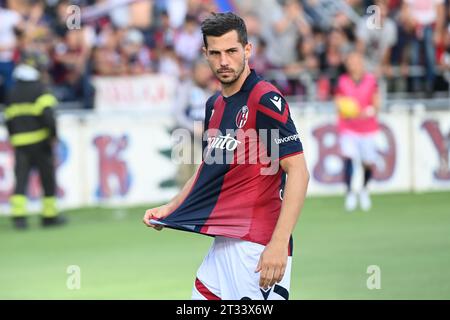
[142,204,171,230]
[255,241,288,289]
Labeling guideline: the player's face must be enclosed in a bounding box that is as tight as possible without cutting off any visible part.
[346,53,365,78]
[203,30,251,86]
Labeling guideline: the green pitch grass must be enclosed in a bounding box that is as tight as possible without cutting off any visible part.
[1,192,449,300]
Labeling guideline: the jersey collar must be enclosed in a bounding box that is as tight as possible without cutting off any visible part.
[223,69,260,101]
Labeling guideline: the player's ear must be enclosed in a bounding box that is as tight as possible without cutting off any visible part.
[202,46,208,58]
[244,43,252,61]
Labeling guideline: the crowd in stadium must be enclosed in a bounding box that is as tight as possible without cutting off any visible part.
[1,0,450,109]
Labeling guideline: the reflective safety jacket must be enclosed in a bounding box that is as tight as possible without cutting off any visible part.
[4,81,58,147]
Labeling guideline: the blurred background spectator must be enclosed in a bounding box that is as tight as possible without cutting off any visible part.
[172,58,218,188]
[400,0,445,96]
[0,0,449,110]
[0,2,23,102]
[356,0,398,77]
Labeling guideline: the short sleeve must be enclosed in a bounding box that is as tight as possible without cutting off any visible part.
[256,91,303,161]
[368,74,379,91]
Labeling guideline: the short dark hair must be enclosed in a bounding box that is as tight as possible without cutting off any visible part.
[200,12,248,48]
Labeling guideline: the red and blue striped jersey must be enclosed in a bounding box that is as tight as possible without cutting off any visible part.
[155,70,303,246]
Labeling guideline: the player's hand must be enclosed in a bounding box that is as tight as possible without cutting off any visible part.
[142,204,171,230]
[434,30,442,46]
[255,241,288,289]
[361,105,376,118]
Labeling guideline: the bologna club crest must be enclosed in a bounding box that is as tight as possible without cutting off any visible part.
[236,105,249,128]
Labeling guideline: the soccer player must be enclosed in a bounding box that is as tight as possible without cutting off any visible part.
[335,51,380,212]
[143,12,309,300]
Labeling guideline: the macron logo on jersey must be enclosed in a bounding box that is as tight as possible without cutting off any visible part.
[269,95,282,111]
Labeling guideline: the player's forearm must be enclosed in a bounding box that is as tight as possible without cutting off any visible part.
[381,48,392,69]
[435,4,445,33]
[372,91,381,112]
[270,156,309,245]
[166,168,198,211]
